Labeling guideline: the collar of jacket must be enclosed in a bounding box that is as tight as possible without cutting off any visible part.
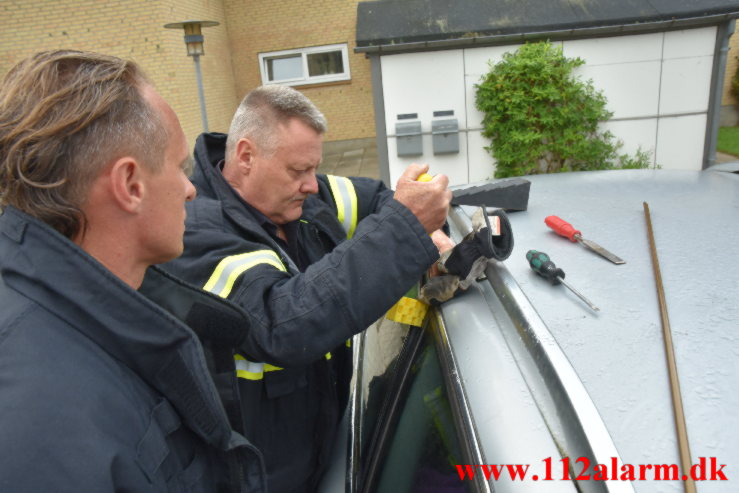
[191,132,227,200]
[0,206,234,450]
[192,132,277,246]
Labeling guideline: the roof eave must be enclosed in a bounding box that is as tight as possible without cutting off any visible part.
[355,13,738,54]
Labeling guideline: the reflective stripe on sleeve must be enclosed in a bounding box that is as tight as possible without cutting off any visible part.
[234,353,282,381]
[203,250,286,298]
[327,175,358,239]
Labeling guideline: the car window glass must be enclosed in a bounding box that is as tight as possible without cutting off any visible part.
[373,329,469,492]
[359,318,412,459]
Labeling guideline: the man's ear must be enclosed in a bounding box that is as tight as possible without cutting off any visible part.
[234,137,257,175]
[109,157,146,213]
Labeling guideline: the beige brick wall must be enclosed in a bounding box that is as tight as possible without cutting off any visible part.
[223,0,375,142]
[0,0,239,148]
[158,0,240,143]
[722,23,739,106]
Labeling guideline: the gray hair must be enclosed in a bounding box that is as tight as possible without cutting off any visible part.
[225,85,327,162]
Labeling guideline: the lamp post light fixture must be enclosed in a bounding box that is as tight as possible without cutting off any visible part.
[164,20,220,132]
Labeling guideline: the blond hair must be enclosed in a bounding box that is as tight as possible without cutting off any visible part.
[0,50,167,238]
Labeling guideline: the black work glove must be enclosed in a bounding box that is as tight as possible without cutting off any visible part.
[420,208,514,304]
[486,208,514,261]
[443,208,513,279]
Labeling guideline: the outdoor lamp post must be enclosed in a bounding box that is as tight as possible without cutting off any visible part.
[164,20,220,132]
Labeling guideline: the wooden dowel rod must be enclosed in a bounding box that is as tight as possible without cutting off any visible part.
[643,202,695,493]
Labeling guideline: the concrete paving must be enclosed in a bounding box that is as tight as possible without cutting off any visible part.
[321,137,379,180]
[715,151,739,164]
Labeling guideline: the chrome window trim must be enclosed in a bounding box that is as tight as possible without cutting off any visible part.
[448,205,634,493]
[346,331,365,493]
[429,307,493,493]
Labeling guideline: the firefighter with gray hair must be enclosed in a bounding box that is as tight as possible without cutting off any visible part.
[162,84,452,492]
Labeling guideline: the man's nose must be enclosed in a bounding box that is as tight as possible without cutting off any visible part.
[185,178,197,201]
[300,171,319,195]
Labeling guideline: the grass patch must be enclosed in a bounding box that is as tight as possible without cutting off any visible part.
[717,126,739,156]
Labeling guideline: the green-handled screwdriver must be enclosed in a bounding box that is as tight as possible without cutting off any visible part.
[526,250,600,312]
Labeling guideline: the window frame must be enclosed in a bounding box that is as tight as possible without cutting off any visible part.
[258,43,351,87]
[355,309,489,493]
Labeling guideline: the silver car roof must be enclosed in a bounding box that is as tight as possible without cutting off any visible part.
[445,168,738,492]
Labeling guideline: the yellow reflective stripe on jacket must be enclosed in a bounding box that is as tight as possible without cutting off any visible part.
[327,175,358,239]
[203,250,286,298]
[234,354,283,381]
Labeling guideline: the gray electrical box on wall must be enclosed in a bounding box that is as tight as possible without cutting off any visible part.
[432,110,459,154]
[395,113,423,157]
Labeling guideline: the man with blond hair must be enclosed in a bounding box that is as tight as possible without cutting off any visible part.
[0,50,264,491]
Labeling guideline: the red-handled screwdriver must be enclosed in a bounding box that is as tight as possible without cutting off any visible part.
[545,216,625,264]
[526,250,600,312]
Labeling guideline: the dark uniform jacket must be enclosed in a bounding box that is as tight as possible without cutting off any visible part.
[162,132,439,492]
[0,206,265,492]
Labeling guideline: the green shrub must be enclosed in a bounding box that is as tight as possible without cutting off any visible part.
[474,41,651,178]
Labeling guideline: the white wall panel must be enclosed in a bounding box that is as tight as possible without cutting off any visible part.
[381,50,466,136]
[575,61,661,119]
[656,114,707,170]
[464,75,486,130]
[600,119,658,167]
[467,130,497,182]
[382,50,469,186]
[659,56,713,115]
[563,32,663,65]
[663,27,716,59]
[464,44,525,75]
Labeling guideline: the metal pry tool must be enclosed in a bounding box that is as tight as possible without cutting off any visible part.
[545,215,625,264]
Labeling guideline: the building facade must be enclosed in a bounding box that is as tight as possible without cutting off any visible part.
[2,0,739,159]
[356,0,739,184]
[0,0,374,148]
